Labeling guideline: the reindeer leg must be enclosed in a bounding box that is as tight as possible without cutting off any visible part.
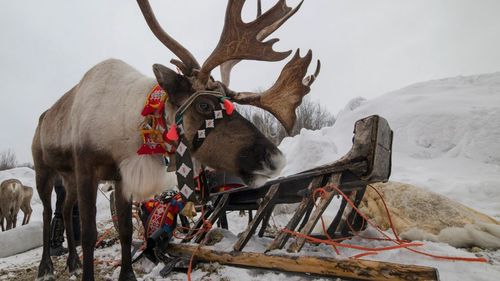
[27,207,32,225]
[12,211,18,229]
[35,170,55,281]
[6,212,13,230]
[62,175,82,276]
[76,164,98,281]
[114,181,137,281]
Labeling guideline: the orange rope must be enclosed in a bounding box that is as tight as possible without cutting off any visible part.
[185,185,213,281]
[95,226,113,248]
[281,228,423,251]
[281,183,489,263]
[368,185,401,242]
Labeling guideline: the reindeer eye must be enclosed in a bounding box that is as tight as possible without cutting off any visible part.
[196,102,213,114]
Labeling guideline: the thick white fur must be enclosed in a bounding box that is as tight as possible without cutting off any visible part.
[119,155,177,201]
[41,59,177,200]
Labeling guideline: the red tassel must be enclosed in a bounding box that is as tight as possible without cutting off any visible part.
[223,99,234,115]
[141,104,155,116]
[137,143,166,155]
[165,124,179,142]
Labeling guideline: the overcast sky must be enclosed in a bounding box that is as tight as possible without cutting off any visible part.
[1,0,500,163]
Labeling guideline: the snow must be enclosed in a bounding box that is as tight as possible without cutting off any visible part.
[280,72,500,219]
[1,72,500,280]
[0,222,42,258]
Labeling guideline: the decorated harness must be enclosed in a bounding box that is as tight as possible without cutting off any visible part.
[136,84,235,239]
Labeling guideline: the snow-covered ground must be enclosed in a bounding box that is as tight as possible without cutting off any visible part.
[1,72,500,280]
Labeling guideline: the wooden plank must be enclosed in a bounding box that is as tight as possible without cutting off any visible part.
[258,205,274,237]
[182,194,228,243]
[326,195,348,237]
[233,184,280,251]
[194,194,230,243]
[266,176,324,252]
[167,243,439,281]
[340,187,367,236]
[287,173,342,253]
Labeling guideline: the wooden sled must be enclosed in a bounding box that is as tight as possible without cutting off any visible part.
[165,115,439,280]
[182,114,393,251]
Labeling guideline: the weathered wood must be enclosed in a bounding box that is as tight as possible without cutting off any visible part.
[266,176,324,252]
[340,187,367,236]
[166,243,440,281]
[233,184,280,251]
[182,195,225,243]
[194,193,230,243]
[218,212,229,230]
[258,205,275,237]
[287,173,342,253]
[326,194,349,237]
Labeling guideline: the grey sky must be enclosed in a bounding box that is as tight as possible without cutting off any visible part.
[1,0,500,163]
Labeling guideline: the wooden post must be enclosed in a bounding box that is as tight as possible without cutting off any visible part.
[194,193,230,243]
[266,176,324,252]
[287,173,341,253]
[167,243,440,281]
[233,184,280,251]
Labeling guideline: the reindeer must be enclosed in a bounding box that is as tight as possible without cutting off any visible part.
[20,185,33,225]
[0,179,23,231]
[32,1,319,280]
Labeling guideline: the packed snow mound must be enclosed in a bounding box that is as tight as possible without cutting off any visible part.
[0,167,35,188]
[0,222,42,258]
[279,71,500,219]
[335,72,500,164]
[281,72,500,171]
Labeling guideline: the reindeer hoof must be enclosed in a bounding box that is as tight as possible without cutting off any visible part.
[35,274,55,281]
[118,270,137,281]
[67,255,82,275]
[37,260,54,281]
[69,268,83,279]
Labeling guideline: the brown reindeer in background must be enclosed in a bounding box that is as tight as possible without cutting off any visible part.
[20,184,33,225]
[32,1,319,280]
[0,179,23,231]
[0,179,33,231]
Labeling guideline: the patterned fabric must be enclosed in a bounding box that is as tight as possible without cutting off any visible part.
[145,193,185,237]
[137,84,174,155]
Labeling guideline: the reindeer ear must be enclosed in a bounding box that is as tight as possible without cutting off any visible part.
[153,64,179,94]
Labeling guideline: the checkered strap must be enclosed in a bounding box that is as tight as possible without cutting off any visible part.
[191,103,226,151]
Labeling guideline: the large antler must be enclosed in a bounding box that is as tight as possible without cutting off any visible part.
[138,0,320,134]
[196,0,303,88]
[220,0,304,86]
[226,50,321,134]
[137,0,200,75]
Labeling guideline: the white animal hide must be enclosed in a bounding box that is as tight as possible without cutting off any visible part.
[402,223,500,249]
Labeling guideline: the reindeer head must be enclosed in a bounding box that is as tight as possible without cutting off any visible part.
[138,0,320,186]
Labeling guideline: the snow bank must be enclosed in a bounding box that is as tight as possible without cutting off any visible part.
[0,167,111,226]
[0,222,42,258]
[279,72,500,219]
